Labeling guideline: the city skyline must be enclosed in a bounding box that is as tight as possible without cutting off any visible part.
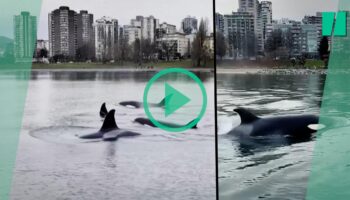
[216,0,338,20]
[37,0,213,40]
[216,0,331,60]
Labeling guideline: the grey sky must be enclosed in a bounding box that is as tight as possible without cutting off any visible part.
[37,0,213,39]
[216,0,338,20]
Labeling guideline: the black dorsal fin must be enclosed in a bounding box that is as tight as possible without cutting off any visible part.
[158,97,166,106]
[100,109,118,131]
[100,103,108,118]
[187,119,198,129]
[234,108,260,124]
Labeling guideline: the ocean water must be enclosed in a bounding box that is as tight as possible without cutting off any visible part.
[10,70,216,200]
[217,73,326,200]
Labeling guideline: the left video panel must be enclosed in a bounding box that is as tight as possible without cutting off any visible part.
[7,0,216,199]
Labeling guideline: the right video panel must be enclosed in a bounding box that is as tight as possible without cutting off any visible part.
[215,0,339,199]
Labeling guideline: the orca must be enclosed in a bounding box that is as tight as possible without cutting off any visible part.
[134,117,198,129]
[80,109,141,141]
[119,97,166,109]
[228,108,319,139]
[100,103,108,118]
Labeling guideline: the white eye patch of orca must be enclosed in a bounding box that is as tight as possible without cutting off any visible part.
[126,105,137,109]
[308,124,326,131]
[144,124,153,128]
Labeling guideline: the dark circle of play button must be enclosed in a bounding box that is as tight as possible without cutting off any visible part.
[143,68,207,132]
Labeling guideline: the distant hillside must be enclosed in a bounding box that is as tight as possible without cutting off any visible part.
[0,36,13,49]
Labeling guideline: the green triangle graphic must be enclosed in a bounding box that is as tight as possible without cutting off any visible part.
[164,83,190,117]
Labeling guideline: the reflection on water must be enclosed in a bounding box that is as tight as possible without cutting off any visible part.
[218,74,326,200]
[11,70,215,200]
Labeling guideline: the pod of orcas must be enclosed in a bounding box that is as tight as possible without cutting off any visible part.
[119,97,166,109]
[228,108,321,139]
[101,102,197,129]
[80,102,198,141]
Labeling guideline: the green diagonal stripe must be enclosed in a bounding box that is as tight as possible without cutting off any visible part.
[0,0,41,199]
[306,0,350,199]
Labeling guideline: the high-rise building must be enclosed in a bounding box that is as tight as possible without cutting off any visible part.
[302,12,323,55]
[265,19,319,58]
[76,10,94,60]
[260,1,272,45]
[238,0,259,32]
[223,12,255,59]
[215,13,224,33]
[132,16,159,42]
[301,24,319,57]
[48,6,77,59]
[181,16,198,35]
[238,0,272,55]
[94,17,119,61]
[238,0,258,13]
[14,11,37,62]
[123,25,142,45]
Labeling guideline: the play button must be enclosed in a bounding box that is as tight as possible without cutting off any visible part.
[164,83,190,117]
[143,68,207,132]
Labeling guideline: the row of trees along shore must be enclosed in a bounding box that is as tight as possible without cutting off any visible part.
[215,31,331,68]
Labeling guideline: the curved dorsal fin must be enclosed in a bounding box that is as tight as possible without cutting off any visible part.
[234,108,260,124]
[100,102,108,118]
[100,109,118,131]
[187,119,198,129]
[158,97,166,107]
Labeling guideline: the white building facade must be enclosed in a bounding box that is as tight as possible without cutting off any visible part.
[94,17,118,61]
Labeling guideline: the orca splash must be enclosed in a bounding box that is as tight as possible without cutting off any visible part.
[134,117,198,129]
[119,97,166,109]
[228,108,319,139]
[80,109,141,141]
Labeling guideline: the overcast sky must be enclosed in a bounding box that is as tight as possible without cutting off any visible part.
[216,0,338,20]
[37,0,213,39]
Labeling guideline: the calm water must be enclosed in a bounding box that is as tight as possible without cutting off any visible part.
[217,73,325,200]
[10,70,216,200]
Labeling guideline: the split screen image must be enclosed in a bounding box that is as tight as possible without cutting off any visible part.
[2,0,344,199]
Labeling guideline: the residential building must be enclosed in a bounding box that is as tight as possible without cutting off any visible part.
[36,40,49,50]
[132,16,159,42]
[123,25,142,45]
[260,1,272,47]
[302,12,322,25]
[181,16,198,35]
[238,0,272,55]
[48,6,77,59]
[215,13,224,33]
[223,12,255,59]
[14,11,37,62]
[156,22,177,39]
[94,17,118,61]
[76,10,94,60]
[157,32,189,59]
[301,24,319,57]
[265,19,319,58]
[35,39,49,59]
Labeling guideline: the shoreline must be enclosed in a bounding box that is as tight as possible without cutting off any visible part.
[217,67,327,75]
[30,67,214,73]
